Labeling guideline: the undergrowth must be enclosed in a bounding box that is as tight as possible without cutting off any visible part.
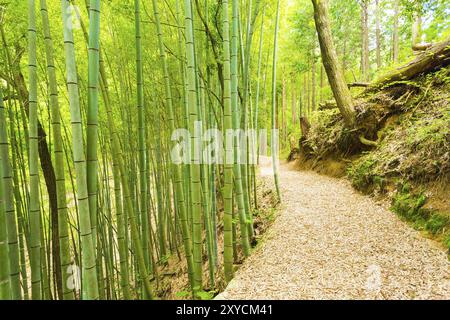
[303,109,348,158]
[348,69,450,191]
[391,183,450,251]
[301,67,450,252]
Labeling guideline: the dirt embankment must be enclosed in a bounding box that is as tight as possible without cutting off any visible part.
[290,66,450,252]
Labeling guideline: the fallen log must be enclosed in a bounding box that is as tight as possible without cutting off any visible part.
[370,39,450,90]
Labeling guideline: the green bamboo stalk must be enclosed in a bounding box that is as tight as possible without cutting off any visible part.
[111,152,131,299]
[241,0,260,237]
[222,0,235,283]
[8,104,29,299]
[154,115,166,260]
[151,0,194,290]
[202,0,217,287]
[38,209,51,299]
[134,1,151,283]
[96,57,132,300]
[184,0,203,291]
[231,0,251,257]
[106,94,154,299]
[0,88,12,300]
[7,99,30,299]
[97,45,155,302]
[40,0,74,300]
[0,86,20,300]
[175,0,191,238]
[28,0,42,300]
[252,5,264,210]
[86,0,101,248]
[61,0,99,300]
[254,5,264,160]
[271,0,281,202]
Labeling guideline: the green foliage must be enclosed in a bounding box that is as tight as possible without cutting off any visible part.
[391,187,428,221]
[348,75,450,190]
[347,156,377,191]
[195,290,215,300]
[175,291,190,298]
[425,214,449,235]
[391,186,450,250]
[445,234,450,251]
[160,254,170,265]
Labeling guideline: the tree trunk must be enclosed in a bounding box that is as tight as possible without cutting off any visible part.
[320,64,325,102]
[412,14,422,47]
[306,69,310,114]
[300,116,311,139]
[311,51,316,111]
[291,77,297,126]
[311,0,355,127]
[393,0,400,63]
[360,1,370,81]
[303,73,308,116]
[282,76,286,146]
[375,0,382,69]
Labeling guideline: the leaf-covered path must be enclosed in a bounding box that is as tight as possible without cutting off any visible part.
[216,158,450,300]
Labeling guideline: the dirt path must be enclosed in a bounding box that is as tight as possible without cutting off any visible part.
[216,158,450,300]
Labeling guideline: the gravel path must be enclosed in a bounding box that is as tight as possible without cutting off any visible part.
[216,158,450,300]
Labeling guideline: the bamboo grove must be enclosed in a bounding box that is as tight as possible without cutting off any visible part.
[0,0,281,300]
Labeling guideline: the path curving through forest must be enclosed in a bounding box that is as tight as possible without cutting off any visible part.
[216,157,450,300]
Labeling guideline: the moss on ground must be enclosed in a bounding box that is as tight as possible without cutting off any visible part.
[391,184,450,252]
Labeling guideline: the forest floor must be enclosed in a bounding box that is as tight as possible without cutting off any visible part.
[216,157,450,300]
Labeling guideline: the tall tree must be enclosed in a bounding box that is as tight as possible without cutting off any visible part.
[393,0,400,63]
[311,0,356,127]
[412,2,423,47]
[375,0,382,69]
[360,0,370,81]
[311,49,316,110]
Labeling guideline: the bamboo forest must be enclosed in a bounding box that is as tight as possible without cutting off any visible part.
[0,0,449,302]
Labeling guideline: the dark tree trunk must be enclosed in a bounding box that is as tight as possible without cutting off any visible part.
[311,0,356,127]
